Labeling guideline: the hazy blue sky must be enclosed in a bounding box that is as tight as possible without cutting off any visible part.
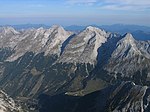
[0,0,150,26]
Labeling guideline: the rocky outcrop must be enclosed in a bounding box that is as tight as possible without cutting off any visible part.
[0,90,22,112]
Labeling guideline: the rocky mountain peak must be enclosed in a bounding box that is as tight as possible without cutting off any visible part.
[85,26,107,36]
[59,26,110,64]
[122,33,135,44]
[45,25,73,40]
[50,25,66,34]
[37,27,44,31]
[113,33,141,58]
[105,33,148,76]
[124,32,133,37]
[0,26,20,35]
[86,26,100,31]
[51,24,61,29]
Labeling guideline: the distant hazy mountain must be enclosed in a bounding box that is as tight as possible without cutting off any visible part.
[65,25,86,32]
[0,24,50,30]
[131,30,150,40]
[100,24,150,33]
[0,25,150,111]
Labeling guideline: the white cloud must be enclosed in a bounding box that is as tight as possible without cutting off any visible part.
[66,0,98,5]
[101,0,150,10]
[105,0,150,5]
[66,0,150,10]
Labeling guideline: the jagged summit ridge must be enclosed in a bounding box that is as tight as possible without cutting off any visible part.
[0,25,149,67]
[3,25,73,61]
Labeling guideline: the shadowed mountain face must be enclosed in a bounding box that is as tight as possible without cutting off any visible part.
[38,82,150,112]
[0,25,150,111]
[74,81,150,112]
[38,93,79,112]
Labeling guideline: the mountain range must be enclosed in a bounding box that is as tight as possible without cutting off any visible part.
[0,25,150,111]
[2,24,150,40]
